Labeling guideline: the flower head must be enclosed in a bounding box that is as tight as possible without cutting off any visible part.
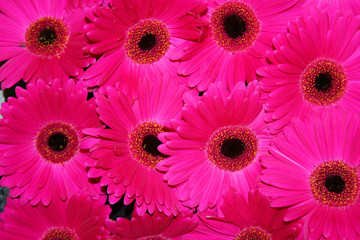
[83,0,206,95]
[261,108,360,239]
[259,9,360,134]
[0,0,94,89]
[157,81,272,212]
[0,192,110,240]
[187,188,302,239]
[106,209,198,239]
[0,79,101,206]
[85,75,185,216]
[174,0,303,91]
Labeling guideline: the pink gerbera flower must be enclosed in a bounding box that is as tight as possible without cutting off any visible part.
[261,108,360,239]
[157,81,272,212]
[106,208,198,239]
[173,0,303,91]
[0,0,94,89]
[0,192,110,240]
[186,188,302,239]
[258,8,360,134]
[85,76,185,216]
[0,79,101,206]
[83,0,206,95]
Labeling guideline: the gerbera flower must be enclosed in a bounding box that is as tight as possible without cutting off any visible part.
[173,0,303,91]
[106,208,198,239]
[258,8,360,134]
[157,81,272,212]
[0,79,101,206]
[83,0,206,95]
[0,0,94,89]
[261,108,360,239]
[85,76,185,216]
[0,192,110,240]
[185,188,302,239]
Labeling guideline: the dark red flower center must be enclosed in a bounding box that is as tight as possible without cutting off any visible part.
[25,17,69,57]
[315,72,332,92]
[48,133,68,152]
[300,58,347,105]
[325,175,345,193]
[221,138,246,159]
[310,161,360,208]
[36,122,79,164]
[39,26,57,45]
[125,19,170,64]
[42,226,79,240]
[138,33,157,51]
[223,14,247,39]
[142,134,163,157]
[206,126,258,172]
[211,1,260,52]
[129,122,166,169]
[235,226,271,240]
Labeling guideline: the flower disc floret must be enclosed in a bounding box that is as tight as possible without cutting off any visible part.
[235,226,271,240]
[310,160,360,208]
[129,121,166,169]
[125,19,170,64]
[25,16,69,57]
[211,1,260,53]
[36,122,79,164]
[42,226,79,240]
[206,126,258,172]
[300,57,347,105]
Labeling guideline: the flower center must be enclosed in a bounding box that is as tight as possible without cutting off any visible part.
[36,122,79,164]
[142,134,163,156]
[206,126,258,172]
[325,175,345,193]
[42,226,79,240]
[139,34,157,51]
[129,122,166,169]
[310,161,360,208]
[300,58,347,105]
[39,27,57,45]
[48,133,68,152]
[221,138,246,159]
[25,17,69,58]
[211,1,260,53]
[315,72,332,92]
[234,226,271,240]
[223,14,247,39]
[125,19,170,64]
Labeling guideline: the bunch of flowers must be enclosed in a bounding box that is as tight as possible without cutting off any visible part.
[0,0,360,239]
